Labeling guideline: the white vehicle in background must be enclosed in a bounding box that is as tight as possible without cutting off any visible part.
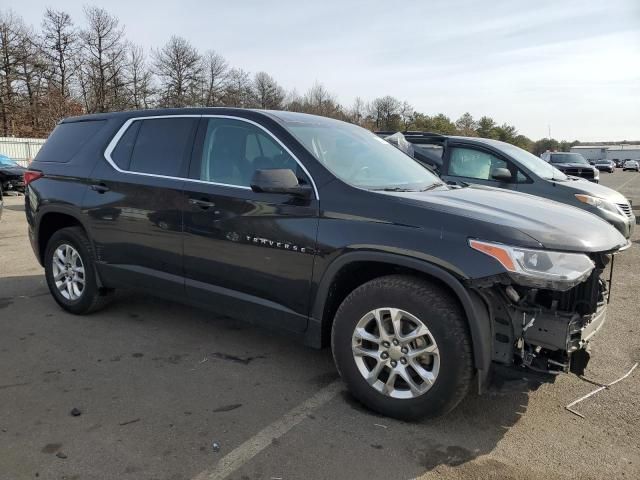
[622,160,639,172]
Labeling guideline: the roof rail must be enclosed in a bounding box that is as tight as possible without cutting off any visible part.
[374,130,447,139]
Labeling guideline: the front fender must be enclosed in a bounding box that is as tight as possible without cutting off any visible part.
[306,251,492,380]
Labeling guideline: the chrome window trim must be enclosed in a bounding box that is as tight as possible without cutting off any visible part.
[103,114,319,199]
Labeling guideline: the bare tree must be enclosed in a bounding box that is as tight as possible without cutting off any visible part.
[222,67,253,107]
[200,49,227,106]
[41,9,76,98]
[348,96,366,125]
[125,43,153,109]
[79,6,127,113]
[399,101,414,130]
[14,24,48,135]
[252,71,284,109]
[0,10,26,136]
[283,88,304,112]
[302,82,343,118]
[369,95,402,130]
[153,35,201,107]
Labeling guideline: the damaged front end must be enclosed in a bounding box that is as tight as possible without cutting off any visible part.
[468,240,627,377]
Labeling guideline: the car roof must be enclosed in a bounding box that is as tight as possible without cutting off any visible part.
[60,107,347,128]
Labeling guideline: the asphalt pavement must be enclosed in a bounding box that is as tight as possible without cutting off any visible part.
[1,170,639,480]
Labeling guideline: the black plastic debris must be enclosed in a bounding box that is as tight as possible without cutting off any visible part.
[70,408,82,417]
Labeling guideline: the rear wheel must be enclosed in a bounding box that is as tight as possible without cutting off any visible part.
[331,275,473,420]
[44,227,112,314]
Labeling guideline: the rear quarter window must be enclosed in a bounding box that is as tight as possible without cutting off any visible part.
[35,120,107,163]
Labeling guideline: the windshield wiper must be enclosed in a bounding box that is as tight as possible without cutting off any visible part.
[420,182,445,192]
[373,187,419,192]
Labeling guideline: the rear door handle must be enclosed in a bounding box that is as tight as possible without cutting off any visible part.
[90,183,110,194]
[189,198,216,209]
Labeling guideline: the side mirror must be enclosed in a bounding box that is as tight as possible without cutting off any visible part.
[491,167,513,182]
[250,169,311,198]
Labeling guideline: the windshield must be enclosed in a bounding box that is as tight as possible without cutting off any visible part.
[596,160,609,164]
[550,153,589,165]
[284,120,440,191]
[0,155,18,167]
[494,142,567,181]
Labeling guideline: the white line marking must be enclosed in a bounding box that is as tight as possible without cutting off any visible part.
[191,380,343,480]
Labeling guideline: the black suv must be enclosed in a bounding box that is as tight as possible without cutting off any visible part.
[378,132,634,238]
[26,109,629,420]
[541,151,600,182]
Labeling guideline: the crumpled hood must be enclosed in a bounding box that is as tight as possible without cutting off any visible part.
[560,178,629,204]
[385,185,628,253]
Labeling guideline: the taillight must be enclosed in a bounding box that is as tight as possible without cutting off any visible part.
[24,170,44,186]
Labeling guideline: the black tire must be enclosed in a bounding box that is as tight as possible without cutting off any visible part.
[331,274,473,420]
[44,226,112,314]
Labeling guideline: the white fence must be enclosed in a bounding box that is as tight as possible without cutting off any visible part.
[0,137,47,167]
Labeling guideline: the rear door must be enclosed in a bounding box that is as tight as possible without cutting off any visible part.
[441,144,526,191]
[182,116,319,333]
[85,116,198,293]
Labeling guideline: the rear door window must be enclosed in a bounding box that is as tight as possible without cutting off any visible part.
[122,118,198,177]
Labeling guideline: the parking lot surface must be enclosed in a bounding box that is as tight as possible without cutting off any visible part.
[1,171,639,480]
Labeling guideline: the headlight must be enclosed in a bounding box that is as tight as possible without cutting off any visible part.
[469,239,594,291]
[575,194,622,216]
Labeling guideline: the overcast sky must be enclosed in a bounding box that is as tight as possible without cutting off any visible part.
[15,0,640,141]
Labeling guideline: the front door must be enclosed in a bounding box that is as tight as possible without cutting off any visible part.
[182,116,319,333]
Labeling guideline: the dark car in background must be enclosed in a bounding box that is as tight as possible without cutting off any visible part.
[0,154,26,196]
[540,152,600,183]
[377,132,634,238]
[595,159,615,173]
[24,108,630,420]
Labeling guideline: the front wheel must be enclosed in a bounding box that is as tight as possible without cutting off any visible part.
[331,275,474,420]
[44,227,112,314]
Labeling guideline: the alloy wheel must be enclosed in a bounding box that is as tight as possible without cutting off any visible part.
[52,243,86,301]
[351,308,440,399]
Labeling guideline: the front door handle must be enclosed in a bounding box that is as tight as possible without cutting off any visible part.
[90,183,110,194]
[189,198,216,209]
